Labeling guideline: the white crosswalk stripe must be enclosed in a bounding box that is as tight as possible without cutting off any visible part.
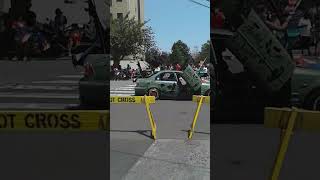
[110,84,136,97]
[0,74,82,109]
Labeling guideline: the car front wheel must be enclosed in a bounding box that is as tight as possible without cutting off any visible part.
[148,88,160,100]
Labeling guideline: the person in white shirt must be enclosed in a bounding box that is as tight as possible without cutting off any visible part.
[298,13,312,55]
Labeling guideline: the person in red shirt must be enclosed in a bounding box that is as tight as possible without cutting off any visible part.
[175,63,181,71]
[211,8,225,29]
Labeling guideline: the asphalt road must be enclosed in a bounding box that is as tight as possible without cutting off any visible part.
[110,99,210,180]
[213,125,320,180]
[0,132,108,180]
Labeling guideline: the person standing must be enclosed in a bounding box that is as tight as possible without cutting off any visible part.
[54,8,67,33]
[298,13,312,55]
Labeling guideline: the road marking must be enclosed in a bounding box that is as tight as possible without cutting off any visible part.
[0,85,77,91]
[115,87,135,90]
[0,93,77,99]
[109,94,133,97]
[110,90,134,94]
[57,75,83,78]
[32,80,79,84]
[0,103,78,109]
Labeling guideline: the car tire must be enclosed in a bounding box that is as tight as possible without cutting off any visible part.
[148,88,160,100]
[304,90,320,111]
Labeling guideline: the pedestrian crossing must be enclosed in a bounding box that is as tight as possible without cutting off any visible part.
[110,84,136,97]
[0,74,83,110]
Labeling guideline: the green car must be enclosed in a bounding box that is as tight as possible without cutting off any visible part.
[78,54,108,109]
[291,66,320,110]
[135,70,211,100]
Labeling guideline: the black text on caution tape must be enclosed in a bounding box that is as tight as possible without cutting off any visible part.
[0,113,81,129]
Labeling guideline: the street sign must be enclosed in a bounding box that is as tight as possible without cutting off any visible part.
[226,10,295,92]
[0,110,109,131]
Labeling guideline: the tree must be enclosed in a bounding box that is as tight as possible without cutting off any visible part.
[169,40,191,65]
[110,15,155,67]
[195,40,210,64]
[145,47,162,68]
[160,51,170,65]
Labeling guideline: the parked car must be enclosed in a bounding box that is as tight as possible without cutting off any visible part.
[135,70,210,100]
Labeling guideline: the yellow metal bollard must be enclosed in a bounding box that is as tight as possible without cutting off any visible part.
[270,107,298,180]
[144,95,157,140]
[188,96,205,139]
[110,96,157,140]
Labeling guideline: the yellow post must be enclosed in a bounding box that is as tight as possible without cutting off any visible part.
[270,107,298,180]
[144,95,157,140]
[188,96,204,139]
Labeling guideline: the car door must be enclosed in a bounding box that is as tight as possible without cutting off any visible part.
[155,72,179,98]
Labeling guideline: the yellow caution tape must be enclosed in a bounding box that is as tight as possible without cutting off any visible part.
[264,107,320,132]
[192,95,210,104]
[110,96,155,104]
[0,110,109,131]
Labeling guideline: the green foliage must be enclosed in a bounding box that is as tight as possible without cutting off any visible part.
[110,15,155,66]
[145,47,162,68]
[195,40,210,63]
[169,40,191,65]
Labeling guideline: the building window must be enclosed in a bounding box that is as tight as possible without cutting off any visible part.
[117,13,123,19]
[110,13,113,19]
[117,0,122,2]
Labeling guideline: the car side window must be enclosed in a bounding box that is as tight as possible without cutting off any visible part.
[156,72,176,81]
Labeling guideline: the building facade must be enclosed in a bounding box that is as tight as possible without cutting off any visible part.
[110,0,144,23]
[110,0,147,70]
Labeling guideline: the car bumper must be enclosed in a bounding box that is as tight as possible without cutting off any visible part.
[79,78,108,107]
[135,87,146,96]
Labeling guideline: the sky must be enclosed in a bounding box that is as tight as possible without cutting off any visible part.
[145,0,209,53]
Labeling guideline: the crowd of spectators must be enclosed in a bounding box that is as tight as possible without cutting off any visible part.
[212,0,320,57]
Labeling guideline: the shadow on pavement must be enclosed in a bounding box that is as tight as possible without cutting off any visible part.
[110,129,154,139]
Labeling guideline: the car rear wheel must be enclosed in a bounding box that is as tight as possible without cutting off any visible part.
[148,88,160,100]
[304,90,320,111]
